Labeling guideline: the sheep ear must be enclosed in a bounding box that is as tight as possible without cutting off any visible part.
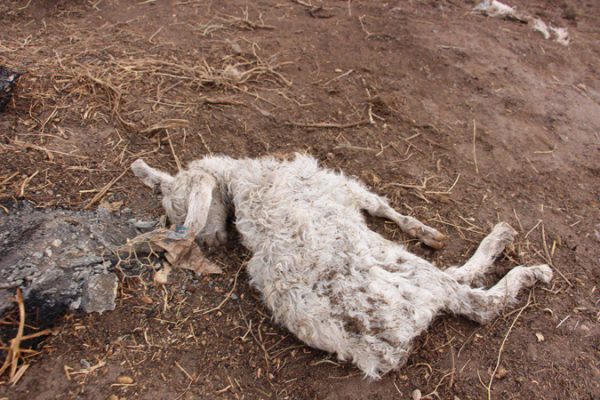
[183,174,217,235]
[131,159,174,192]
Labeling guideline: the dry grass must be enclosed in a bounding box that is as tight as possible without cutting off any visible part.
[0,289,51,386]
[0,12,296,209]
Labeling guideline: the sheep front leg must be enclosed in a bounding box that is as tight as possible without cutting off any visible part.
[349,182,446,249]
[199,188,228,249]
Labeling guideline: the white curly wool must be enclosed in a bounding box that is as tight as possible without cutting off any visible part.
[132,154,553,379]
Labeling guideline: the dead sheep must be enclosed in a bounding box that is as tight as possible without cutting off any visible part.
[131,153,552,379]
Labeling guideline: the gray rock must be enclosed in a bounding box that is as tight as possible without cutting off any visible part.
[129,218,159,231]
[81,273,118,313]
[0,202,143,321]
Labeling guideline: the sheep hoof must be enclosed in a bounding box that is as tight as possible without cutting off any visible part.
[531,264,553,284]
[198,230,228,249]
[418,228,447,249]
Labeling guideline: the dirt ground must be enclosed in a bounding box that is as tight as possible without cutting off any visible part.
[1,0,599,399]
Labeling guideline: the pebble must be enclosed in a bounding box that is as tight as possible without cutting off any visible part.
[412,389,422,400]
[578,323,590,333]
[117,375,134,384]
[495,367,508,379]
[535,332,545,342]
[52,239,62,247]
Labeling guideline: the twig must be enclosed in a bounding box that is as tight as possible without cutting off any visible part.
[358,15,395,40]
[0,289,48,385]
[322,69,353,86]
[18,170,39,198]
[472,119,479,174]
[84,169,128,210]
[541,223,573,287]
[148,26,163,44]
[198,263,244,315]
[11,139,88,159]
[199,127,213,155]
[166,131,183,172]
[175,361,194,381]
[486,293,532,400]
[140,119,190,134]
[286,119,370,129]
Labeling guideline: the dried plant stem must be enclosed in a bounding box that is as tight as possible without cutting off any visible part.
[486,293,532,400]
[84,169,128,210]
[472,119,479,174]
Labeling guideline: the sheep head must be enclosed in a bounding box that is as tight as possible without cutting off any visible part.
[131,159,217,236]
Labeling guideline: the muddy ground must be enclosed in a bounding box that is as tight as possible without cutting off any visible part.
[0,0,599,399]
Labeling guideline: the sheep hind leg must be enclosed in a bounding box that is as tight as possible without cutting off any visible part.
[451,264,553,324]
[350,184,446,249]
[445,222,517,286]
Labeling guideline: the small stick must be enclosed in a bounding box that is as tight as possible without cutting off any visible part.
[512,208,524,232]
[472,119,479,174]
[322,69,353,86]
[286,119,370,129]
[11,140,88,159]
[486,293,532,400]
[148,26,163,43]
[541,223,573,287]
[198,263,244,315]
[524,220,542,239]
[175,361,194,382]
[0,289,25,380]
[1,172,19,186]
[198,128,213,155]
[18,170,39,198]
[166,131,183,172]
[84,169,128,210]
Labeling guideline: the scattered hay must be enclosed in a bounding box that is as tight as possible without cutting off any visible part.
[0,289,51,386]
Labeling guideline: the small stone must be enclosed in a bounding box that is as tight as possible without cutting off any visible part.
[185,284,196,293]
[45,248,53,257]
[535,332,545,342]
[32,252,43,259]
[52,239,62,247]
[80,359,91,369]
[495,367,508,380]
[117,375,134,384]
[412,389,422,400]
[527,343,538,361]
[578,323,590,333]
[154,264,171,284]
[140,296,153,304]
[229,41,243,54]
[81,273,119,313]
[108,395,119,400]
